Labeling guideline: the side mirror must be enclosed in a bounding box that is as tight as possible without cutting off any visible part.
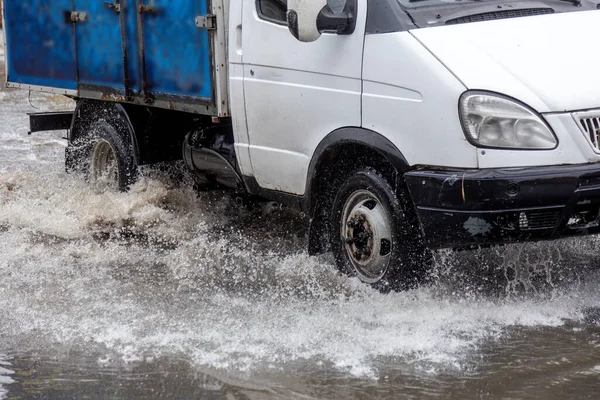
[287,0,356,43]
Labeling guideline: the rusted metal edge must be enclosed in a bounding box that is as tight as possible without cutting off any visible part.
[6,82,78,96]
[78,84,218,115]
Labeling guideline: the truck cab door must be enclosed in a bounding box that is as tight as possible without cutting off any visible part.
[241,0,366,195]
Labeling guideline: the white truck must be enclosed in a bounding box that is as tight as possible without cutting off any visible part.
[5,0,600,291]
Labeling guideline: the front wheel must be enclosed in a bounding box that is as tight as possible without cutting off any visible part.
[330,168,430,292]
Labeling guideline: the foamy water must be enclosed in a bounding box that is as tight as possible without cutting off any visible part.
[1,89,600,397]
[0,355,13,400]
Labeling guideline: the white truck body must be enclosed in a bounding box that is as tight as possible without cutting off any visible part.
[228,2,600,193]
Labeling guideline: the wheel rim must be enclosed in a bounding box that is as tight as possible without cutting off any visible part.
[90,139,119,190]
[341,189,393,283]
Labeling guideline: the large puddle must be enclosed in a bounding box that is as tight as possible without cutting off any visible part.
[1,88,600,399]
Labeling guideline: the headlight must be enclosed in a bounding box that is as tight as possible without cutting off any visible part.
[459,92,557,150]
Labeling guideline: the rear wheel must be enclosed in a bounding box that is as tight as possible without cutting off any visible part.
[330,168,430,292]
[90,138,120,191]
[67,119,137,191]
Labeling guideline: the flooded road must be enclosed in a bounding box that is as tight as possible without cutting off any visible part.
[1,86,600,398]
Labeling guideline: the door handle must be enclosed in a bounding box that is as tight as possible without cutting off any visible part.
[139,4,163,15]
[104,1,121,13]
[236,25,242,56]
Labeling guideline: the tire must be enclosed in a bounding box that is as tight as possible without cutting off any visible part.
[330,168,431,292]
[66,119,137,191]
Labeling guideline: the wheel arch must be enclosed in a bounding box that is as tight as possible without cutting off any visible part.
[305,127,410,212]
[305,127,412,254]
[69,99,140,164]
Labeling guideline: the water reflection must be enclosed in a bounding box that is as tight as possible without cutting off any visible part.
[3,354,308,400]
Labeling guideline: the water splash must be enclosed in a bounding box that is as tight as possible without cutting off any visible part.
[0,356,14,400]
[1,89,600,380]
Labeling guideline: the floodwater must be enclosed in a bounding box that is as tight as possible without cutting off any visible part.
[0,79,600,399]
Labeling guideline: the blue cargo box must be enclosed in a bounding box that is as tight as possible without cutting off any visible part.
[2,0,229,116]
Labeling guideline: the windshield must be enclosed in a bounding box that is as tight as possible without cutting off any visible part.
[397,0,588,8]
[397,0,491,6]
[398,0,468,5]
[393,0,595,26]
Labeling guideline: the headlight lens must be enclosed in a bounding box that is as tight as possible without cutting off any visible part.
[459,92,557,149]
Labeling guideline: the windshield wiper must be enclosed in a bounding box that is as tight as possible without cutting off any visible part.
[557,0,581,5]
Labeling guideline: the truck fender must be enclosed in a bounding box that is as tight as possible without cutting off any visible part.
[305,127,411,254]
[69,100,140,164]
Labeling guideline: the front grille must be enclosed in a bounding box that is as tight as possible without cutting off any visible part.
[445,8,554,25]
[519,210,559,230]
[573,110,600,152]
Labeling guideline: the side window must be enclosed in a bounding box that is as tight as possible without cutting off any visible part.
[256,0,288,24]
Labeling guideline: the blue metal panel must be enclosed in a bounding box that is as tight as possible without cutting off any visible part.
[123,1,142,93]
[4,0,215,108]
[74,0,125,91]
[4,0,77,89]
[139,0,212,99]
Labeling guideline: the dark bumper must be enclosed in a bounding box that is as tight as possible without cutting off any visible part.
[404,164,600,249]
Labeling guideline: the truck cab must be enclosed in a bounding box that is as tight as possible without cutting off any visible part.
[5,0,600,291]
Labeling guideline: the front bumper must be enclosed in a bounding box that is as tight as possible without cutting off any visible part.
[404,164,600,249]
